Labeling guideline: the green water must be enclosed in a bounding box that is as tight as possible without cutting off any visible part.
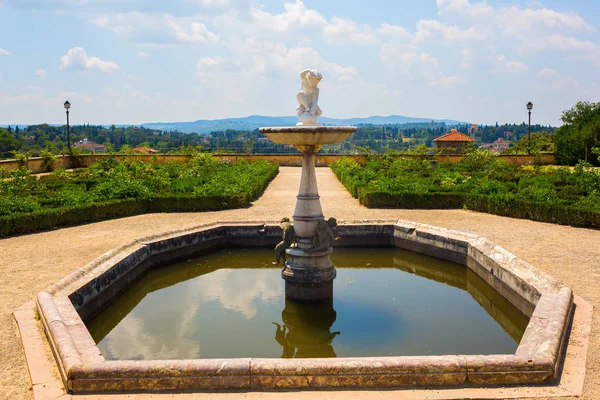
[86,247,529,360]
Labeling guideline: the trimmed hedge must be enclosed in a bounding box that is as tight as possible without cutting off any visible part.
[0,158,278,237]
[361,191,466,209]
[359,190,600,229]
[0,194,249,238]
[333,158,600,229]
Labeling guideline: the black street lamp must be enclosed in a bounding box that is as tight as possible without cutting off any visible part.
[526,102,533,155]
[64,100,71,152]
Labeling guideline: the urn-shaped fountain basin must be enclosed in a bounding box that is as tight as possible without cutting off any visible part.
[259,126,357,147]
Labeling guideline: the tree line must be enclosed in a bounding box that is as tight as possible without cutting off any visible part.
[1,101,599,165]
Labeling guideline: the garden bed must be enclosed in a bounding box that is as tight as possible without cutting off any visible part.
[0,154,278,237]
[331,152,600,229]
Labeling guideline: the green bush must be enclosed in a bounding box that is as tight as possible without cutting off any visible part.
[361,191,466,208]
[40,150,55,172]
[331,156,600,229]
[0,157,279,237]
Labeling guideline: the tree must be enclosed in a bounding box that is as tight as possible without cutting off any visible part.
[0,128,22,155]
[555,101,600,165]
[511,132,555,154]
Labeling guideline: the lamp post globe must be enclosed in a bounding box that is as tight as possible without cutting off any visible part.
[64,101,71,152]
[526,102,533,155]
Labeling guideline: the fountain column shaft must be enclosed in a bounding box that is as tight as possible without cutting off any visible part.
[293,147,323,247]
[282,145,335,302]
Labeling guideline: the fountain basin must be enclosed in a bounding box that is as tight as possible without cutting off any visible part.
[259,126,356,147]
[87,247,528,360]
[36,220,573,393]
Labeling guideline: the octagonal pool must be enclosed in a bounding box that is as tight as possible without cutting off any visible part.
[87,247,528,360]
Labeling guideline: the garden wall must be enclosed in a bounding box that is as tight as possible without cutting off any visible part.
[0,153,556,174]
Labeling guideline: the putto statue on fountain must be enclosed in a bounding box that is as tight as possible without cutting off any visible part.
[296,69,323,126]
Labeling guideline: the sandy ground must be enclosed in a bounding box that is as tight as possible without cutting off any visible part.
[1,166,599,400]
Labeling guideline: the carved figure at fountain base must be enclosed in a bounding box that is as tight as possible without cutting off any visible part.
[305,217,338,253]
[273,217,295,265]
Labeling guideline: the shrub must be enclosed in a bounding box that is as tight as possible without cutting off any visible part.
[331,155,600,229]
[11,151,27,168]
[40,150,55,172]
[460,147,497,172]
[0,197,41,216]
[0,157,279,237]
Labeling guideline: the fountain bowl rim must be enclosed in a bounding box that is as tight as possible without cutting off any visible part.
[259,126,358,133]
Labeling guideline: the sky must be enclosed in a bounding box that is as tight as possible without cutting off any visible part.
[0,0,599,126]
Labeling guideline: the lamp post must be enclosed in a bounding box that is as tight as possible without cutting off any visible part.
[64,100,71,152]
[526,102,533,155]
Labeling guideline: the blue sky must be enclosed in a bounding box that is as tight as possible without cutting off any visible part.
[0,0,598,126]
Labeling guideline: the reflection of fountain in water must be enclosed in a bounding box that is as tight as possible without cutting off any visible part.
[273,297,340,358]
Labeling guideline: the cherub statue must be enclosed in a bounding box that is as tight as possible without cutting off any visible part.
[273,217,295,265]
[296,69,323,126]
[305,217,338,253]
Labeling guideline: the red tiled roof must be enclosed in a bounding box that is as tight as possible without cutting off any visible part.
[433,128,474,142]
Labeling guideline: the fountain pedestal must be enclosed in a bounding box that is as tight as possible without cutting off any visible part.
[260,126,357,301]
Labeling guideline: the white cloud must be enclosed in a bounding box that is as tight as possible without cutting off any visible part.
[324,17,379,46]
[90,12,219,46]
[137,51,149,58]
[380,47,441,81]
[436,0,494,19]
[188,0,228,8]
[250,0,326,34]
[195,56,222,81]
[414,20,488,44]
[503,61,528,72]
[537,68,580,89]
[377,23,413,42]
[520,34,598,53]
[35,68,47,77]
[429,75,466,88]
[196,56,221,67]
[496,6,594,39]
[460,44,528,73]
[437,0,594,41]
[537,68,557,78]
[436,0,597,69]
[0,48,9,56]
[323,62,359,82]
[59,47,119,73]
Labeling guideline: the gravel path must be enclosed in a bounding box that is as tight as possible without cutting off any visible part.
[1,166,599,399]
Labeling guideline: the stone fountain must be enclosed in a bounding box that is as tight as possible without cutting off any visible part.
[260,69,357,301]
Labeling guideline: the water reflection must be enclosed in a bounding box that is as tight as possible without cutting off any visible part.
[390,255,529,342]
[86,247,530,360]
[274,298,340,358]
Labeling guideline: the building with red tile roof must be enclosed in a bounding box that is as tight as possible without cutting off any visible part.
[73,139,107,153]
[433,128,474,155]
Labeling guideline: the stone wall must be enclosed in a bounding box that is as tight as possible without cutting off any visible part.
[0,153,556,174]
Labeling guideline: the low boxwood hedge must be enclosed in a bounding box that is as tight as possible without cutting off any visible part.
[359,190,600,229]
[0,157,278,237]
[333,157,600,229]
[0,194,250,238]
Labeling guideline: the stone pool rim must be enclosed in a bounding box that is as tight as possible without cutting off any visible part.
[36,220,574,393]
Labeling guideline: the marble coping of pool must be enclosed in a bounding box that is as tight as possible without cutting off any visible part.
[35,220,574,393]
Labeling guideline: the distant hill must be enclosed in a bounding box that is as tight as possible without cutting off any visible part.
[142,115,469,134]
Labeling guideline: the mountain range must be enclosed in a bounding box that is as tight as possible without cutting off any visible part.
[141,115,469,134]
